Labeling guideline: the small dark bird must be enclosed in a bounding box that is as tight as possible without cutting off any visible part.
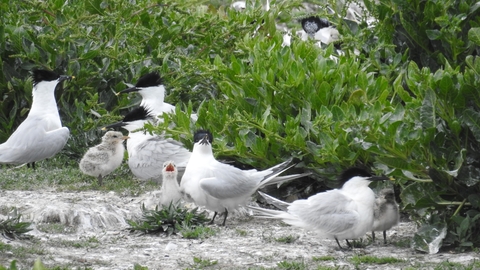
[372,188,400,244]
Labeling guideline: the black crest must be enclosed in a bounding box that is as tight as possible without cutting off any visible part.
[32,69,60,85]
[300,16,331,35]
[338,167,371,184]
[135,72,163,88]
[193,130,213,144]
[123,106,153,122]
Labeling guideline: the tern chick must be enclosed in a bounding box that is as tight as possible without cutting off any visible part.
[372,188,399,244]
[159,161,183,207]
[250,168,390,249]
[180,130,309,226]
[0,69,73,168]
[104,106,191,184]
[79,131,128,185]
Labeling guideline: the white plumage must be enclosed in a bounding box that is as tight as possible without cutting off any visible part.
[104,106,191,184]
[372,188,400,244]
[159,161,184,207]
[251,168,390,249]
[0,69,72,167]
[180,130,308,226]
[79,131,128,185]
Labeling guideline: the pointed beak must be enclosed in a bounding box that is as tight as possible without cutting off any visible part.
[59,75,74,82]
[122,136,130,141]
[117,86,138,96]
[102,121,126,130]
[199,134,210,145]
[368,175,393,182]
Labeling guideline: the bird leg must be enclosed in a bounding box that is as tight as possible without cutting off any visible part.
[383,230,387,244]
[27,162,36,170]
[97,175,103,186]
[221,209,228,226]
[372,231,376,242]
[209,212,218,225]
[334,237,348,250]
[345,239,352,248]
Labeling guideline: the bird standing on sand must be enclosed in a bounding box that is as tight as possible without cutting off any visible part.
[104,106,191,184]
[79,131,128,185]
[0,69,73,168]
[180,130,309,226]
[159,161,184,207]
[372,188,400,244]
[250,168,390,249]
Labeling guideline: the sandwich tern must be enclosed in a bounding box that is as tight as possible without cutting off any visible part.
[180,130,309,226]
[117,71,197,121]
[0,69,73,168]
[250,167,390,249]
[104,106,191,184]
[159,161,184,207]
[79,131,128,185]
[372,188,399,244]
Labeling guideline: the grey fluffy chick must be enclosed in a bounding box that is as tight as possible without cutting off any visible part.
[79,131,129,185]
[372,188,399,244]
[159,161,183,207]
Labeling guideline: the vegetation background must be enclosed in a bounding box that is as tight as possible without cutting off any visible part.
[1,0,480,254]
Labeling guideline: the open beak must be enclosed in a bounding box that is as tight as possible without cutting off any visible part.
[165,163,176,172]
[199,134,210,145]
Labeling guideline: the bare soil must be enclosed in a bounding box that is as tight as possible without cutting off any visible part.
[0,190,478,270]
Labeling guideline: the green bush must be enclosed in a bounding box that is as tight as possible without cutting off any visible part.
[1,0,480,251]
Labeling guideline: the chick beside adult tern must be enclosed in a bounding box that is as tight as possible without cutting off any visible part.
[79,131,128,185]
[159,160,184,207]
[0,69,73,168]
[251,168,390,249]
[372,188,400,244]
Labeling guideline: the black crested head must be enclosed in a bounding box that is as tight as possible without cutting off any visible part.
[123,106,153,122]
[32,69,60,85]
[193,129,213,145]
[135,72,163,88]
[300,16,331,35]
[338,167,372,184]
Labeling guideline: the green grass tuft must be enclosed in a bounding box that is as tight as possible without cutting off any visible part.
[350,255,405,265]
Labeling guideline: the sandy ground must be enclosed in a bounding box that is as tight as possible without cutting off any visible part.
[0,190,478,270]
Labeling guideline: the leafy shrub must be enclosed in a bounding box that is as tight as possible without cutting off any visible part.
[0,208,32,240]
[127,203,210,235]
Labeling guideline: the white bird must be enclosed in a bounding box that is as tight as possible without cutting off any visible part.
[299,16,341,45]
[0,69,73,168]
[250,167,390,249]
[180,130,310,226]
[159,160,184,207]
[372,188,400,244]
[79,131,128,186]
[104,106,191,184]
[117,72,197,122]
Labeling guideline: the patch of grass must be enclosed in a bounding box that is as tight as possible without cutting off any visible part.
[235,229,248,236]
[350,255,405,265]
[392,237,411,248]
[57,236,100,249]
[275,235,299,244]
[0,208,32,239]
[316,266,349,270]
[312,256,336,262]
[433,260,480,270]
[133,264,149,270]
[277,260,307,270]
[185,257,218,269]
[127,203,210,235]
[181,226,216,239]
[36,223,76,234]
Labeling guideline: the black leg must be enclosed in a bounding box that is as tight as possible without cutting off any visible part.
[345,239,352,248]
[383,230,387,244]
[335,237,345,250]
[221,209,228,226]
[372,231,376,242]
[98,175,103,186]
[209,212,218,225]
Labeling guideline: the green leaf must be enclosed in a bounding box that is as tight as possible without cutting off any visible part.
[426,29,442,40]
[420,88,436,130]
[468,27,480,46]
